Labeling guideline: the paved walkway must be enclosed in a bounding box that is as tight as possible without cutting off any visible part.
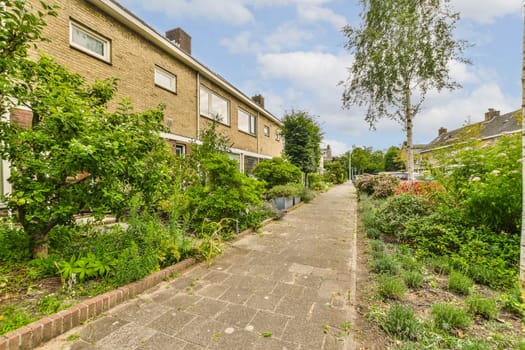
[40,183,358,350]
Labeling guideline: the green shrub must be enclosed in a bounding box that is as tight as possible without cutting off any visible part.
[370,254,400,275]
[403,271,424,289]
[267,183,304,199]
[431,303,471,332]
[355,174,400,198]
[375,193,431,241]
[459,340,491,350]
[377,276,406,300]
[253,157,302,189]
[113,241,158,285]
[466,294,498,320]
[500,287,525,318]
[425,256,452,275]
[381,304,420,340]
[448,271,474,295]
[0,224,30,262]
[369,239,385,254]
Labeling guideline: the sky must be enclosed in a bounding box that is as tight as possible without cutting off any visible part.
[118,0,522,156]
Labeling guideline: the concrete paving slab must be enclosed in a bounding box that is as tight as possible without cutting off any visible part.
[134,332,188,350]
[96,322,156,350]
[247,310,291,339]
[214,304,257,328]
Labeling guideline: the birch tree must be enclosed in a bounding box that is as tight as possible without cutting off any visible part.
[521,0,525,303]
[341,0,469,180]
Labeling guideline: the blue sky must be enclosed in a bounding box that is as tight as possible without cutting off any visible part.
[119,0,522,155]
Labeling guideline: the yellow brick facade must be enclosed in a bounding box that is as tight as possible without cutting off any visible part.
[27,0,283,166]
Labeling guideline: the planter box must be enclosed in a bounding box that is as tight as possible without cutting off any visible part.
[273,197,294,210]
[293,196,301,205]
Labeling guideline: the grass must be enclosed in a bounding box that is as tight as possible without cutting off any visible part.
[402,270,424,289]
[381,304,420,341]
[370,254,400,275]
[377,276,406,300]
[448,271,474,295]
[465,294,498,320]
[431,303,471,332]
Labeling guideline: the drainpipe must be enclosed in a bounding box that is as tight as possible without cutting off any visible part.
[196,71,200,139]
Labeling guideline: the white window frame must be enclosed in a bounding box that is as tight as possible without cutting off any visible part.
[175,144,185,157]
[238,109,256,135]
[199,86,230,125]
[275,131,281,141]
[264,125,270,137]
[70,21,111,63]
[155,66,177,93]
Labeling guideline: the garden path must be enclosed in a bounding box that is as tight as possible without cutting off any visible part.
[38,182,359,350]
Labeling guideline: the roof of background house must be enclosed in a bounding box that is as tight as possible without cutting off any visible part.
[424,109,520,151]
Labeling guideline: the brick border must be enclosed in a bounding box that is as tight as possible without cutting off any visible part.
[0,209,290,350]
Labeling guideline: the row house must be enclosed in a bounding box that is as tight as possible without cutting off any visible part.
[3,0,284,196]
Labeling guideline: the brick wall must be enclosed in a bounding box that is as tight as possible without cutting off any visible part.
[27,0,283,159]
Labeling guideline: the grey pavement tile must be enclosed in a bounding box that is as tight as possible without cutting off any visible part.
[111,299,171,324]
[186,297,228,318]
[294,274,323,289]
[182,342,205,350]
[208,328,259,349]
[176,317,226,346]
[162,293,202,310]
[134,332,188,350]
[275,295,315,318]
[147,310,197,335]
[185,265,210,279]
[196,283,230,298]
[218,286,254,304]
[215,304,258,328]
[200,270,232,283]
[224,274,270,291]
[281,319,326,349]
[309,303,350,329]
[253,337,300,350]
[248,310,291,338]
[322,331,347,350]
[79,316,128,343]
[271,282,305,298]
[168,276,199,291]
[96,322,157,350]
[69,340,97,350]
[246,293,282,311]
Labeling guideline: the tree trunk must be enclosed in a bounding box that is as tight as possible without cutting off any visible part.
[405,86,414,181]
[520,1,525,302]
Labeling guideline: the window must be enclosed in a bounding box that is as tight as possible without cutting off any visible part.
[264,125,270,137]
[175,144,185,156]
[238,109,256,135]
[70,21,110,62]
[275,131,281,141]
[199,86,230,125]
[155,66,176,93]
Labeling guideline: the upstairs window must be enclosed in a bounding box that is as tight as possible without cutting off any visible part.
[264,125,270,137]
[155,66,177,93]
[238,109,256,135]
[275,131,281,141]
[70,21,111,62]
[199,86,230,125]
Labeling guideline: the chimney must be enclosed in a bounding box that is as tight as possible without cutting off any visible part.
[484,108,500,121]
[166,28,191,55]
[438,127,447,136]
[252,94,265,108]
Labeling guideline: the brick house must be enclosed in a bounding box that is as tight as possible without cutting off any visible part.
[4,0,284,195]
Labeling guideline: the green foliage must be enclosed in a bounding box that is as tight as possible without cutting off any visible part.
[185,124,265,235]
[253,157,302,189]
[377,276,407,300]
[465,294,498,320]
[435,136,521,234]
[500,287,525,318]
[370,253,401,275]
[431,303,471,332]
[384,146,405,171]
[0,223,30,262]
[447,271,474,295]
[37,295,65,315]
[381,304,420,340]
[0,305,36,335]
[349,147,385,174]
[458,340,491,350]
[267,183,304,199]
[323,158,347,184]
[113,241,158,285]
[375,193,431,240]
[403,270,424,289]
[281,110,322,175]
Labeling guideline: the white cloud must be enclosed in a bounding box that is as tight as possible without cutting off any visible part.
[451,0,521,24]
[322,139,349,156]
[296,3,347,29]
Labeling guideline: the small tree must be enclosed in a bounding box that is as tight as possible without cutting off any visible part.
[384,146,405,171]
[341,0,469,180]
[281,110,323,183]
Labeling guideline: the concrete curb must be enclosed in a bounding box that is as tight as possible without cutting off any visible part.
[0,208,292,350]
